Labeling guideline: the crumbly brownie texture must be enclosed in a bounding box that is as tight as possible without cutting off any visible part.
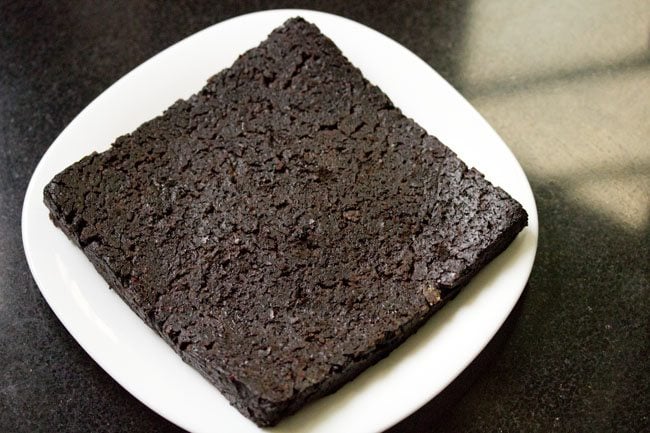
[44,17,527,426]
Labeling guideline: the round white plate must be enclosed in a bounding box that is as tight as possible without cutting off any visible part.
[22,9,538,433]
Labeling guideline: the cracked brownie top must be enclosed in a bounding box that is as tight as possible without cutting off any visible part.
[44,17,527,425]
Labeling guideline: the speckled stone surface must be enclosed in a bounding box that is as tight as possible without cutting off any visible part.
[1,1,648,432]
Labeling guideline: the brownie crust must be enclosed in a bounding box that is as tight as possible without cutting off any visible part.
[44,17,527,426]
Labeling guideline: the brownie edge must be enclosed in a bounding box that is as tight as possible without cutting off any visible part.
[44,17,528,426]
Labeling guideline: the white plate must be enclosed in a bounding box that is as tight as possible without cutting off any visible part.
[22,9,538,433]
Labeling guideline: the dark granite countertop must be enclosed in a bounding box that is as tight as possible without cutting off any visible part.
[1,2,648,432]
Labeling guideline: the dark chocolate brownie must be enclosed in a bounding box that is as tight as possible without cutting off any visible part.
[43,17,527,426]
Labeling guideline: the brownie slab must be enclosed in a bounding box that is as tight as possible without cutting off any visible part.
[43,17,527,426]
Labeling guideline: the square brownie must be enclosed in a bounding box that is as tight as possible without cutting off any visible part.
[43,17,527,426]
